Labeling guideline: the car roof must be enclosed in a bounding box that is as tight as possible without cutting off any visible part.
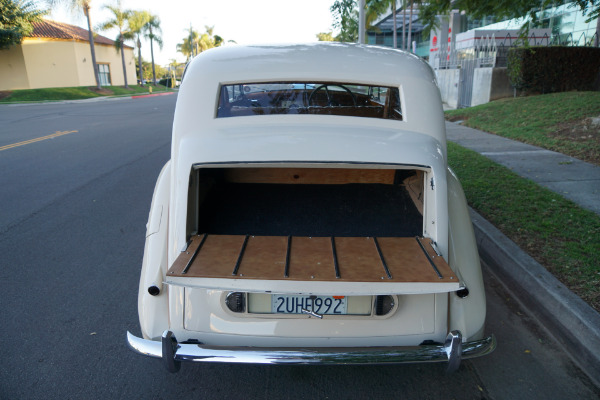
[183,42,434,87]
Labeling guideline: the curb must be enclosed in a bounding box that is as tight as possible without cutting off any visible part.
[470,208,600,387]
[0,91,176,105]
[131,92,176,99]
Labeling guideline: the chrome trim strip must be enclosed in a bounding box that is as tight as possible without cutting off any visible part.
[416,236,443,279]
[331,237,341,279]
[182,233,207,274]
[232,234,249,276]
[284,236,291,278]
[192,161,431,170]
[373,237,392,279]
[127,331,496,368]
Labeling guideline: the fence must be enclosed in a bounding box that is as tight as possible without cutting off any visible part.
[434,31,599,108]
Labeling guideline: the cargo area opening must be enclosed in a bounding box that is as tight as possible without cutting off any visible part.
[168,166,459,286]
[188,166,425,238]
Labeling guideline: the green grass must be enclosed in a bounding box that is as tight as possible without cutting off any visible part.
[446,92,600,164]
[0,85,174,103]
[448,142,600,311]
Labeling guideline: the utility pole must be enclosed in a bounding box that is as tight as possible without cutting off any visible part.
[359,0,365,44]
[189,23,194,58]
[402,0,406,50]
[392,0,397,49]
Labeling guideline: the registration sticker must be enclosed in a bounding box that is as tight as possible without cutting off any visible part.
[271,295,348,315]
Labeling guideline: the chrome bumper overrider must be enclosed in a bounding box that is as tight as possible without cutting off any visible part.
[127,330,496,373]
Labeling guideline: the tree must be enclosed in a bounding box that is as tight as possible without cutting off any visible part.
[176,25,226,60]
[331,0,358,42]
[330,0,398,43]
[47,0,101,89]
[402,0,406,49]
[418,0,599,46]
[97,1,131,88]
[407,0,415,51]
[0,0,46,49]
[176,28,198,60]
[128,10,149,85]
[316,32,335,41]
[143,13,162,85]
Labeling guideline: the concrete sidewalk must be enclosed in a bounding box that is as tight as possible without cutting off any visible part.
[446,121,600,215]
[445,121,600,387]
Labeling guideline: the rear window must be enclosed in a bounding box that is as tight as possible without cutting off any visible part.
[217,82,402,121]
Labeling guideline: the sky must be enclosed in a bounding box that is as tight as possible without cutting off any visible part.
[43,0,339,66]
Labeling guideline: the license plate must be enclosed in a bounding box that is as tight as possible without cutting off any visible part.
[271,295,347,315]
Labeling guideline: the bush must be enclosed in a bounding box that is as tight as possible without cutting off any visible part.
[507,46,600,93]
[158,78,175,88]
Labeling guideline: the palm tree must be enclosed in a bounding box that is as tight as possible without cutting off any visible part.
[128,10,150,85]
[176,28,199,61]
[177,26,227,60]
[143,13,163,85]
[198,26,220,52]
[97,1,131,88]
[47,0,101,89]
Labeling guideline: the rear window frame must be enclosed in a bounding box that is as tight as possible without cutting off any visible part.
[216,81,403,121]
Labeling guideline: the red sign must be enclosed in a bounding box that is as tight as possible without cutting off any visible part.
[432,36,438,46]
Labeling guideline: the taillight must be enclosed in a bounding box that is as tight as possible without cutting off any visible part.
[225,292,246,313]
[374,295,395,315]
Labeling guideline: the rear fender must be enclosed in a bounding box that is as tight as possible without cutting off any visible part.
[447,168,486,340]
[138,161,171,340]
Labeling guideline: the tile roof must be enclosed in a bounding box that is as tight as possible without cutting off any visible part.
[30,20,132,48]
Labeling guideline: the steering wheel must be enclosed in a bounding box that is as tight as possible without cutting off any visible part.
[308,84,357,107]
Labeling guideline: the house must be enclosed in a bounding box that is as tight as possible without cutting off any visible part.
[0,19,137,91]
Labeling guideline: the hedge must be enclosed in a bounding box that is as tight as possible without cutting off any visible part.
[158,78,176,88]
[507,46,600,93]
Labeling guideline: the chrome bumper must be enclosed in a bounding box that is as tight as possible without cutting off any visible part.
[127,330,496,373]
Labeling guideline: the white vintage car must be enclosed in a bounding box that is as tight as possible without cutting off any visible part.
[127,43,496,373]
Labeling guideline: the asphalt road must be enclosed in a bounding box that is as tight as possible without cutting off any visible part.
[1,96,598,399]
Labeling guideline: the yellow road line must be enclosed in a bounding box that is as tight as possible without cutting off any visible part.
[0,130,79,152]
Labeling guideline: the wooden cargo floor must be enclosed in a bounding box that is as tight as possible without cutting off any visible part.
[167,234,457,283]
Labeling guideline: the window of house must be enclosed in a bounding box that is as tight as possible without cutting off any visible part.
[97,64,111,86]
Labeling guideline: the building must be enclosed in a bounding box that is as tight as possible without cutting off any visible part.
[0,20,137,91]
[367,5,430,58]
[369,2,598,57]
[368,2,598,108]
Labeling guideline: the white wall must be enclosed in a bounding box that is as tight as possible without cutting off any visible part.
[435,69,460,109]
[471,67,493,106]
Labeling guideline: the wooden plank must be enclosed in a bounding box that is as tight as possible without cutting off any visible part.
[168,235,203,276]
[168,235,245,278]
[224,168,395,185]
[417,237,456,280]
[377,237,455,282]
[287,237,336,280]
[334,237,387,281]
[236,236,287,278]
